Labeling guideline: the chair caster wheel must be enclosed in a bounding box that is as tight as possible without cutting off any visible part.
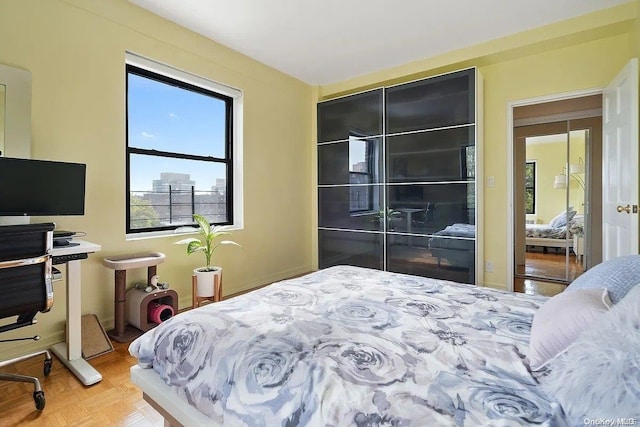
[44,358,52,376]
[33,390,45,410]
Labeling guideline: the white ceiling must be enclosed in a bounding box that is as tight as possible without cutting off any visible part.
[129,0,629,85]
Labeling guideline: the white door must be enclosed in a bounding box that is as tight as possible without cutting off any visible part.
[602,58,639,260]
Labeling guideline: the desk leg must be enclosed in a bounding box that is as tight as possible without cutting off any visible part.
[50,259,102,386]
[406,213,413,246]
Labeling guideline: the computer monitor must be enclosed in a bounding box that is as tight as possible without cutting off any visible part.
[0,157,86,216]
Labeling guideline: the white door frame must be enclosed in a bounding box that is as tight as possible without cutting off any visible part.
[506,88,602,292]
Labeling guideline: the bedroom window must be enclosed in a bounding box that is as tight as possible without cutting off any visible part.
[525,161,536,214]
[125,53,243,236]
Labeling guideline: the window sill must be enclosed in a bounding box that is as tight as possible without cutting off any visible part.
[126,224,244,241]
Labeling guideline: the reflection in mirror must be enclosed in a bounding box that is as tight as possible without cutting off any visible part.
[348,135,382,216]
[519,129,587,282]
[513,95,602,295]
[0,84,5,154]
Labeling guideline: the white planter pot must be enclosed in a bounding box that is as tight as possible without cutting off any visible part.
[194,266,222,298]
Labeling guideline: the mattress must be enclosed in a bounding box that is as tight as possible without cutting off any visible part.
[129,266,566,426]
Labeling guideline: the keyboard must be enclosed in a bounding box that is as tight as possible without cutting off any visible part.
[53,252,88,265]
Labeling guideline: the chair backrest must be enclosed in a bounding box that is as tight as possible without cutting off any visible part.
[0,223,55,325]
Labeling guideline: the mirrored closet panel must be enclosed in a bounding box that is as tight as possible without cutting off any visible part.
[318,68,480,284]
[513,95,602,285]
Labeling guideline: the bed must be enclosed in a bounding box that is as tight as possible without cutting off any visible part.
[428,223,475,283]
[525,214,583,253]
[129,265,568,426]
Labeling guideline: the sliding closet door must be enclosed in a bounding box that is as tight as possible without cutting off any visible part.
[317,69,479,283]
[385,69,477,283]
[317,90,384,270]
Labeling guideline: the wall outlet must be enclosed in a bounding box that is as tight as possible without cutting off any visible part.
[485,261,494,272]
[486,176,495,187]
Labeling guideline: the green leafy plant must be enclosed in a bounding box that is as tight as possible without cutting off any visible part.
[175,214,240,269]
[372,208,401,229]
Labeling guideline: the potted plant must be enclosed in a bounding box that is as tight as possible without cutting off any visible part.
[175,214,240,298]
[375,208,401,230]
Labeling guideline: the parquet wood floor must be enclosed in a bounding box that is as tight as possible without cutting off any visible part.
[0,341,161,427]
[514,276,567,297]
[514,250,585,297]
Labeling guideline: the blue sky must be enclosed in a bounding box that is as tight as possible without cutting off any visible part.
[349,136,367,171]
[128,73,228,192]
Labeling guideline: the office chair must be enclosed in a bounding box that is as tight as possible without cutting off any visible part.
[0,222,56,411]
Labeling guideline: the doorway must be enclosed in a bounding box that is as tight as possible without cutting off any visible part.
[511,94,603,293]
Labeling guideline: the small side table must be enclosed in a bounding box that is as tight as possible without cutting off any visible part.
[192,274,222,308]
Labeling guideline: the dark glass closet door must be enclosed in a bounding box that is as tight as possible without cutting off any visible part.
[317,89,383,143]
[386,69,475,134]
[318,137,383,185]
[318,186,384,232]
[319,229,384,270]
[318,68,477,282]
[387,126,476,183]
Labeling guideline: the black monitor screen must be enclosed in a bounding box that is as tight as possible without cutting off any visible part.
[0,157,86,216]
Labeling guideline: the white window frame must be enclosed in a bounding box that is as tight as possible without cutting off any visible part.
[125,52,244,240]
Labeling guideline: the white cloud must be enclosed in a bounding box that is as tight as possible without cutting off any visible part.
[168,113,178,119]
[141,131,154,139]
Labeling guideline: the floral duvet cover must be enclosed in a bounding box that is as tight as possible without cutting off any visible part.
[129,266,566,426]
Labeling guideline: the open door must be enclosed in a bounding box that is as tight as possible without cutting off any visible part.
[602,58,639,260]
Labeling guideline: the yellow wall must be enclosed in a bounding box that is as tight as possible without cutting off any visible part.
[317,3,637,289]
[0,0,313,358]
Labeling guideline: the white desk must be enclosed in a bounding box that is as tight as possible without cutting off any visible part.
[50,239,102,386]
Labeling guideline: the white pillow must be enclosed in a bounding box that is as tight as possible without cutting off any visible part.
[542,285,640,421]
[528,288,611,371]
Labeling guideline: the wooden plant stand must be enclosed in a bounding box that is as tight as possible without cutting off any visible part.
[192,273,222,308]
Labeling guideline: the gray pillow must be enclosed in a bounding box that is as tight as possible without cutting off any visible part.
[567,254,640,303]
[528,288,611,371]
[549,209,576,228]
[542,285,640,421]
